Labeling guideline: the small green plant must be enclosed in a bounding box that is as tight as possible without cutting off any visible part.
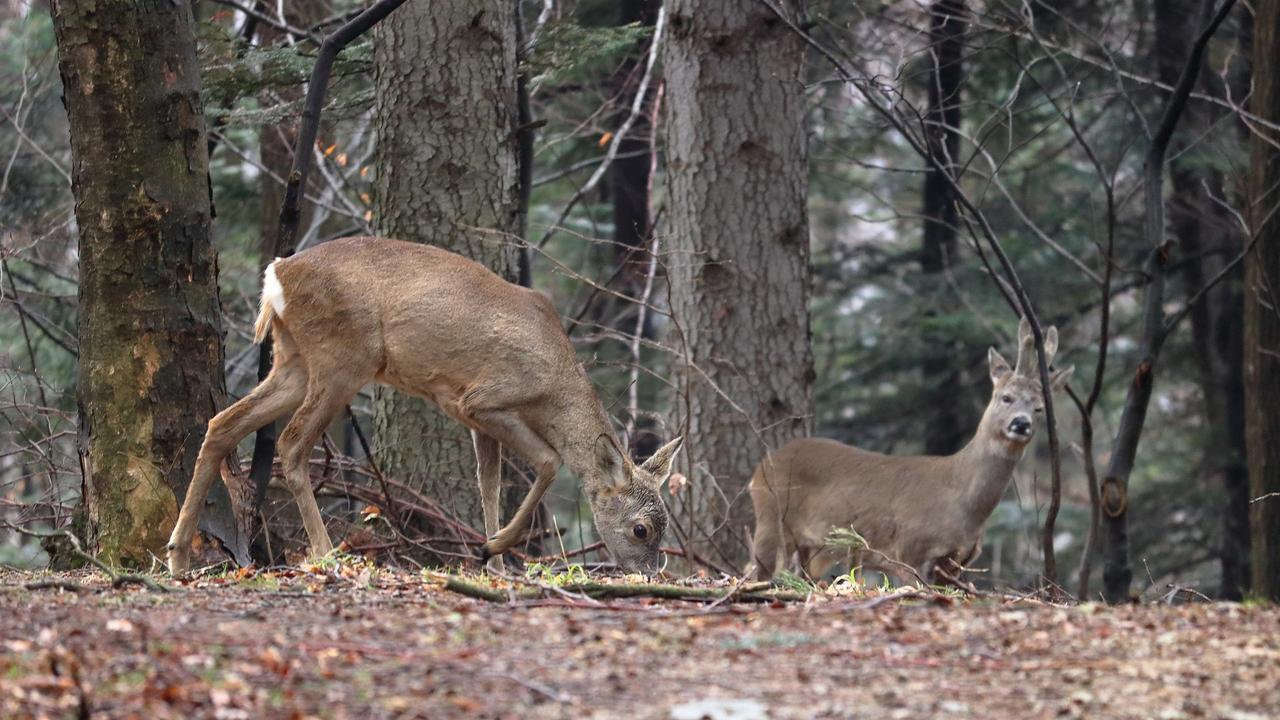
[843,566,864,588]
[523,562,590,586]
[824,526,868,553]
[774,569,817,593]
[308,550,365,571]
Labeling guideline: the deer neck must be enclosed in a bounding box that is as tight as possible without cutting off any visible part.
[952,428,1027,529]
[543,386,620,482]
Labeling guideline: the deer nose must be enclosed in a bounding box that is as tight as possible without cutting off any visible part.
[1009,416,1032,436]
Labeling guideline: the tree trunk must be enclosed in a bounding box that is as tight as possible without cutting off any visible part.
[1100,0,1235,603]
[371,0,521,533]
[920,0,969,456]
[51,0,243,565]
[1246,0,1280,602]
[663,0,813,569]
[1157,0,1250,600]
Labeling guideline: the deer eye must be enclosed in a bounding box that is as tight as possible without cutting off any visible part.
[632,524,648,540]
[1035,406,1045,414]
[1001,395,1014,404]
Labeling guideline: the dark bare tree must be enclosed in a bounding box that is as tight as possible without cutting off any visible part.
[1155,0,1250,600]
[1246,0,1280,603]
[920,0,970,456]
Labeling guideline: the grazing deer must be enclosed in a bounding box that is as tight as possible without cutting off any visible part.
[166,237,683,576]
[748,318,1072,583]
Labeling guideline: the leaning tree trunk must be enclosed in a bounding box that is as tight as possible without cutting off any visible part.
[1246,0,1280,602]
[246,5,326,564]
[920,0,970,456]
[1156,0,1250,600]
[51,0,244,565]
[663,0,813,570]
[372,0,521,532]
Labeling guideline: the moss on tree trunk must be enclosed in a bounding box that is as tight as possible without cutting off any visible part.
[51,0,242,566]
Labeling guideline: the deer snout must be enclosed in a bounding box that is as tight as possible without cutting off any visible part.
[1007,415,1032,438]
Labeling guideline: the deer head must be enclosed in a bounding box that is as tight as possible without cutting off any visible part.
[586,436,683,573]
[983,317,1073,448]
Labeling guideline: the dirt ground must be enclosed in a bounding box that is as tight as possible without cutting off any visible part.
[1,566,1277,720]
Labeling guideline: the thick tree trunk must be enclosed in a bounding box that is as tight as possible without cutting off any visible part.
[920,0,969,456]
[663,0,813,569]
[1156,0,1250,600]
[1246,0,1280,602]
[371,0,521,532]
[52,0,243,565]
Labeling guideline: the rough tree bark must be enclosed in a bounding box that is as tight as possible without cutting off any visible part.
[371,0,522,531]
[663,0,814,569]
[51,0,244,565]
[920,0,969,456]
[1156,0,1250,600]
[1246,0,1280,602]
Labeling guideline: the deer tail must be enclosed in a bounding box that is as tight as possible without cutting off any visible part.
[253,260,286,344]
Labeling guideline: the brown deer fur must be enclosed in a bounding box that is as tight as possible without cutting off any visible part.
[748,318,1072,583]
[167,237,681,575]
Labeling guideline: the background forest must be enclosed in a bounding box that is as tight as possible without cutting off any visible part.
[1,0,1278,604]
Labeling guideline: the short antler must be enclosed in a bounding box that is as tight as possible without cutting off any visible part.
[1013,317,1057,377]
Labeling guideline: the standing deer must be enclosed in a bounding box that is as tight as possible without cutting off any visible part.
[166,237,683,576]
[748,318,1072,583]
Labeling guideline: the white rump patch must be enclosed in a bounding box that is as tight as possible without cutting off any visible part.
[262,260,287,316]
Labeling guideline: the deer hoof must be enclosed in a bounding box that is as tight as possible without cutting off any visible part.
[166,546,191,577]
[477,543,494,562]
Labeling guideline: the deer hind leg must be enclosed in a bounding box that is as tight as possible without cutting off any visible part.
[469,409,559,560]
[276,372,367,560]
[167,359,308,575]
[472,430,504,572]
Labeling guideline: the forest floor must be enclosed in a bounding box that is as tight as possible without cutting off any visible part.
[0,564,1277,720]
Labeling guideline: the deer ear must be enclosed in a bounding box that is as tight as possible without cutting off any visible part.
[1050,365,1074,392]
[640,437,683,488]
[989,347,1012,385]
[593,435,629,489]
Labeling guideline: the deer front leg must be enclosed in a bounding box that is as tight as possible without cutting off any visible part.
[748,516,782,581]
[167,361,307,575]
[472,431,504,573]
[470,409,560,561]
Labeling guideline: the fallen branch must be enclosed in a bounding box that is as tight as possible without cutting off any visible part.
[22,579,95,593]
[439,575,807,604]
[2,523,173,593]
